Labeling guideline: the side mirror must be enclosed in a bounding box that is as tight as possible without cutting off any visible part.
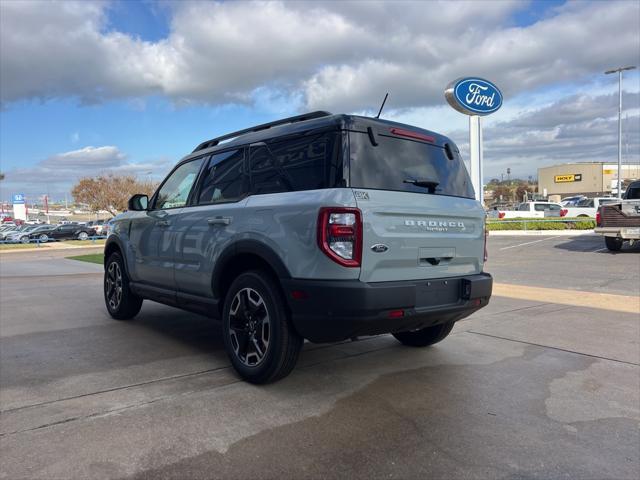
[128,194,148,211]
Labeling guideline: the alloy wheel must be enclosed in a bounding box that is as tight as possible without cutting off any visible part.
[105,261,123,310]
[228,287,271,367]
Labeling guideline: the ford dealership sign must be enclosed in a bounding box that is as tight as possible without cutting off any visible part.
[445,77,502,116]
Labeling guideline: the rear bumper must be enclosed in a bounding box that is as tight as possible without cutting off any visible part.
[282,273,492,343]
[594,227,640,239]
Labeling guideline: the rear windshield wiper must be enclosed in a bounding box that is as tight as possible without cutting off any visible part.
[403,178,439,194]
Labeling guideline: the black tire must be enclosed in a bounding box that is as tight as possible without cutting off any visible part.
[77,231,89,240]
[38,234,48,243]
[393,321,455,347]
[104,252,143,320]
[222,270,303,384]
[20,236,29,244]
[605,236,623,252]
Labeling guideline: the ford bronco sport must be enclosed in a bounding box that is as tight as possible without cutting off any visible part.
[104,111,493,383]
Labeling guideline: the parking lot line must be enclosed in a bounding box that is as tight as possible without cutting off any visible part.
[493,282,640,314]
[498,237,553,250]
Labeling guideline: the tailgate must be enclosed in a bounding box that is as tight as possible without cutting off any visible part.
[354,189,485,282]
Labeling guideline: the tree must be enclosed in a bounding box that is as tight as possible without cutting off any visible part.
[71,174,157,215]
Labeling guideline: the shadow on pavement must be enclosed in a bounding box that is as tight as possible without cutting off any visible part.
[553,236,640,253]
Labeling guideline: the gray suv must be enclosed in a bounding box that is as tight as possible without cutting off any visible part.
[104,112,492,383]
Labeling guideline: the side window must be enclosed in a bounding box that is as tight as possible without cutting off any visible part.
[627,187,640,200]
[197,149,247,205]
[534,204,546,212]
[249,132,339,195]
[518,203,528,211]
[548,204,560,211]
[154,158,205,210]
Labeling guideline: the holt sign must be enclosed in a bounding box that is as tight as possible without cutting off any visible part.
[445,77,503,116]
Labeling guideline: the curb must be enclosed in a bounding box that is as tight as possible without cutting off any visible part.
[0,243,105,254]
[489,230,597,236]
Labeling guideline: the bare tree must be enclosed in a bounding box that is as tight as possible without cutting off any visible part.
[72,174,157,215]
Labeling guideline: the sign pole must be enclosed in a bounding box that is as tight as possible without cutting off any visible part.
[469,115,483,203]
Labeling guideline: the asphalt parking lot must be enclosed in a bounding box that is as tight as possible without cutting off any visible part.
[1,234,638,479]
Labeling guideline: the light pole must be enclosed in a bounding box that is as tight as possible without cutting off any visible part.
[605,65,636,198]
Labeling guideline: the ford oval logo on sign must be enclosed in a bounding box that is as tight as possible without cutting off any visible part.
[445,77,502,116]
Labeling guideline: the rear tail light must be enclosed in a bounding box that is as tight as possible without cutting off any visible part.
[596,210,601,226]
[560,208,568,217]
[317,207,362,267]
[498,211,505,219]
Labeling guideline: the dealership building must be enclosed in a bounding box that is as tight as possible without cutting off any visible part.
[538,162,640,197]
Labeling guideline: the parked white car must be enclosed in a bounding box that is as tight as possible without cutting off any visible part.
[563,197,618,218]
[498,202,566,219]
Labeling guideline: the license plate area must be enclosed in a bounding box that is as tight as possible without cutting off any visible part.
[415,279,461,308]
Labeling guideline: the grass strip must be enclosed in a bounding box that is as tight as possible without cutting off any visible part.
[67,253,104,265]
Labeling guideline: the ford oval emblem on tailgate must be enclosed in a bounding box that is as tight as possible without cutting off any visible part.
[371,244,389,253]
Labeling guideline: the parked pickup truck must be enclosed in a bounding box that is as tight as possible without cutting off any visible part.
[595,181,640,251]
[497,201,565,219]
[563,197,618,218]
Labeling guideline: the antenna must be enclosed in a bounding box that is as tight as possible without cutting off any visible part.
[375,93,389,119]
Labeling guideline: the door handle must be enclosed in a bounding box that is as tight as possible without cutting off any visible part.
[156,220,170,227]
[208,216,231,226]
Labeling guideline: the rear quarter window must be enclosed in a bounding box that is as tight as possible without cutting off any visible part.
[249,131,342,195]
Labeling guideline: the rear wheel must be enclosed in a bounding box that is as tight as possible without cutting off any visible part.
[605,236,623,252]
[393,321,455,347]
[77,231,89,240]
[222,271,303,384]
[38,234,48,243]
[20,235,29,244]
[104,252,143,320]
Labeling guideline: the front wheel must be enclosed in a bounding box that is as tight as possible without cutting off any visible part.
[104,252,143,320]
[77,231,89,240]
[38,234,48,243]
[393,321,455,347]
[605,236,623,252]
[222,271,303,384]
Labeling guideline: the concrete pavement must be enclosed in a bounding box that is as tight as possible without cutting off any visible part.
[0,235,638,479]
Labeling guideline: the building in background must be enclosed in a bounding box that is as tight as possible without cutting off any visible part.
[538,163,640,198]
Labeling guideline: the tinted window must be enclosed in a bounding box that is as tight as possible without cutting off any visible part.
[154,158,205,209]
[626,187,640,200]
[249,132,341,195]
[518,203,529,211]
[548,204,560,211]
[349,132,474,199]
[197,149,247,204]
[534,204,547,211]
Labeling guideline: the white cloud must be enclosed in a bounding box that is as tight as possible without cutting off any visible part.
[0,146,170,200]
[1,0,638,111]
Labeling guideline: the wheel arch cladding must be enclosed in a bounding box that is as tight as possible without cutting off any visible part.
[212,240,292,315]
[104,239,123,270]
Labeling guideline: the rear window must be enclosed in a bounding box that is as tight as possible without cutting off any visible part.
[348,132,474,199]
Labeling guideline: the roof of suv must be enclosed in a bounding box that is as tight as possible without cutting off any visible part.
[183,112,453,162]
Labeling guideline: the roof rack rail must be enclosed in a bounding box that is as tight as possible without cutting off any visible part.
[192,111,333,153]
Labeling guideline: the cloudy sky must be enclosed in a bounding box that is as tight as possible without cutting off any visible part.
[1,0,639,201]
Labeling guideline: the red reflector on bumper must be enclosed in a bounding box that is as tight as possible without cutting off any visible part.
[388,309,404,318]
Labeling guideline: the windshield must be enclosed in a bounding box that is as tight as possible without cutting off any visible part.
[348,131,474,199]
